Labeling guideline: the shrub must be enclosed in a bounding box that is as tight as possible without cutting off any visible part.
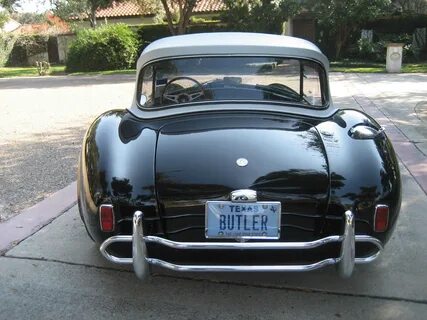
[66,24,138,72]
[0,32,17,67]
[6,34,48,67]
[356,38,385,61]
[364,14,427,34]
[135,22,231,51]
[377,33,415,62]
[352,33,415,63]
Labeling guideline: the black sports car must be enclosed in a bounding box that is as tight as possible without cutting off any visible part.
[78,33,401,279]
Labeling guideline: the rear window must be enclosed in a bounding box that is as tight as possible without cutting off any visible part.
[138,56,328,109]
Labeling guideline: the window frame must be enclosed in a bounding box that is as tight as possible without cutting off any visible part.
[136,55,330,111]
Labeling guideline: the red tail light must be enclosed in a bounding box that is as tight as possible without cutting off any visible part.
[374,205,389,232]
[99,204,115,232]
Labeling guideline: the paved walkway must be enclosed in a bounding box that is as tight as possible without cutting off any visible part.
[331,73,427,194]
[1,73,427,319]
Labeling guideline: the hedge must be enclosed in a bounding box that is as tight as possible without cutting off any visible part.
[364,14,427,33]
[134,22,233,50]
[0,33,16,67]
[66,24,139,72]
[6,34,49,67]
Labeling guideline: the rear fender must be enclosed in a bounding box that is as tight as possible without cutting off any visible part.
[77,110,158,242]
[316,109,401,243]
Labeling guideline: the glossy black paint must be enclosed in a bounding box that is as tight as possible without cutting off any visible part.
[78,107,401,261]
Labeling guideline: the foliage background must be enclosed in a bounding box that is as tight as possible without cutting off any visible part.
[5,34,49,66]
[66,23,138,72]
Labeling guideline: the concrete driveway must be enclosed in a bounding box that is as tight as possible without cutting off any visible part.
[0,75,135,221]
[0,73,427,319]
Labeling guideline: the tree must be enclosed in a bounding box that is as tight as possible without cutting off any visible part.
[52,0,121,28]
[12,12,47,24]
[0,0,19,12]
[132,0,201,35]
[392,0,427,13]
[0,10,9,27]
[308,0,391,58]
[222,0,302,34]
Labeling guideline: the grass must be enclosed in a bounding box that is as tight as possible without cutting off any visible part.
[401,63,427,73]
[330,60,427,73]
[67,69,136,76]
[0,65,136,78]
[0,65,66,78]
[1,60,426,78]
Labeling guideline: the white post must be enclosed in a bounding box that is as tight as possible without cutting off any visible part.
[386,43,404,73]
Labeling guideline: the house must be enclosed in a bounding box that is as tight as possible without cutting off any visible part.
[85,0,315,42]
[53,0,315,64]
[75,0,226,28]
[1,18,21,33]
[14,13,70,35]
[284,11,316,42]
[8,14,70,65]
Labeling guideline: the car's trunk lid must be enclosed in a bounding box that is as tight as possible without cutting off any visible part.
[155,114,330,241]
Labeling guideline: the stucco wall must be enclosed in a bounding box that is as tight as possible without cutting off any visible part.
[76,16,156,28]
[57,34,76,64]
[27,52,49,65]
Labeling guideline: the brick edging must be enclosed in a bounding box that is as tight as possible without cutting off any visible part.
[353,89,427,195]
[0,181,77,255]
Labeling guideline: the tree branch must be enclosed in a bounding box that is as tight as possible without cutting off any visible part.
[160,0,176,35]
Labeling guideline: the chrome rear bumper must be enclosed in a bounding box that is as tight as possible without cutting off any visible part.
[99,210,383,280]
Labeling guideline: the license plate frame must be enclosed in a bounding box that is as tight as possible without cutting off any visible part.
[205,201,281,239]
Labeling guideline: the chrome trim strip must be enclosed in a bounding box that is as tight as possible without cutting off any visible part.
[230,189,257,202]
[146,257,339,272]
[337,210,355,278]
[144,235,343,250]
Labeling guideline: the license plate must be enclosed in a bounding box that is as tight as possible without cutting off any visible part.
[205,201,281,239]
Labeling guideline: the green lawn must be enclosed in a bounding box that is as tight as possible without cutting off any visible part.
[67,69,136,76]
[0,65,66,78]
[330,60,427,73]
[1,61,426,78]
[0,65,136,78]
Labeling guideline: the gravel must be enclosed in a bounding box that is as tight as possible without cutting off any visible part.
[0,75,135,221]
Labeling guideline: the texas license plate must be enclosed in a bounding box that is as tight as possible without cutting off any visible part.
[205,201,281,239]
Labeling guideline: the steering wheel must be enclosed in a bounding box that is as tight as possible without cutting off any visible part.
[268,83,299,96]
[268,83,311,104]
[162,77,204,104]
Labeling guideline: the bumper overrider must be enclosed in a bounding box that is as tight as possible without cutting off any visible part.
[99,210,383,279]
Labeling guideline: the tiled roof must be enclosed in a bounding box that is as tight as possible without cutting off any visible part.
[95,0,225,18]
[1,19,21,33]
[194,0,225,13]
[15,14,70,34]
[96,2,141,18]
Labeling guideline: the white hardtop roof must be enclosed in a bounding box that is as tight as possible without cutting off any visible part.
[137,32,329,70]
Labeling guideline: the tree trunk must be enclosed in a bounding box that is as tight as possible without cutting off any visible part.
[335,40,342,59]
[177,0,185,34]
[335,24,349,59]
[89,5,97,28]
[160,0,199,35]
[161,0,177,35]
